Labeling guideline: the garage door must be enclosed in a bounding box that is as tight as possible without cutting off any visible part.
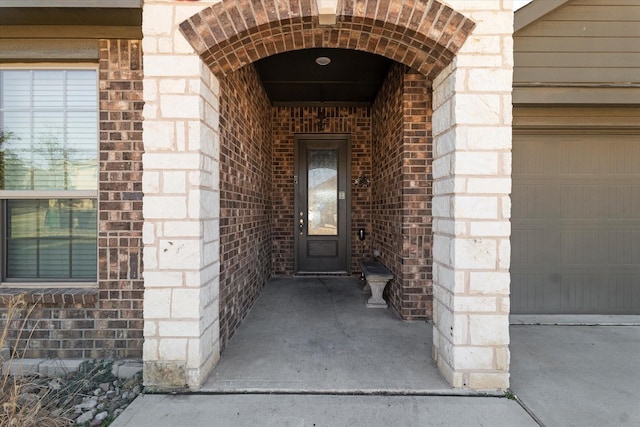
[512,132,640,314]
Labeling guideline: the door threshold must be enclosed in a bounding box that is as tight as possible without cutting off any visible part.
[294,272,351,277]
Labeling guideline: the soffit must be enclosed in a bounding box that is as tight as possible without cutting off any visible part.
[254,48,393,106]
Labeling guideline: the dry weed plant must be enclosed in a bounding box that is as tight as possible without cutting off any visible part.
[0,295,69,427]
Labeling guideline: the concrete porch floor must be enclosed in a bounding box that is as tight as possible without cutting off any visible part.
[201,277,454,393]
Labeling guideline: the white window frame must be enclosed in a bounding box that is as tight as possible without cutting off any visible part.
[0,64,99,288]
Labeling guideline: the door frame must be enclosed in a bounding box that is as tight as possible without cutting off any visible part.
[294,133,352,274]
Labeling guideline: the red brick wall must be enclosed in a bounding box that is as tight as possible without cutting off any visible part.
[371,64,433,320]
[271,107,372,275]
[400,71,433,320]
[372,64,406,313]
[97,39,145,355]
[0,39,145,358]
[219,64,273,350]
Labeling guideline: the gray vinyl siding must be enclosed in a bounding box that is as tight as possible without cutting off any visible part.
[514,0,640,104]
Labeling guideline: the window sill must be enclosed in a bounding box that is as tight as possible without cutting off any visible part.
[0,287,98,305]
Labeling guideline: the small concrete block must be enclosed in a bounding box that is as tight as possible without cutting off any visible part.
[0,346,9,363]
[117,361,143,379]
[8,358,45,376]
[39,359,87,377]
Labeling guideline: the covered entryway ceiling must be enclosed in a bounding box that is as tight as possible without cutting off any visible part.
[254,48,393,106]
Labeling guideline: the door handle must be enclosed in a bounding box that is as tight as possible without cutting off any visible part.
[299,218,304,235]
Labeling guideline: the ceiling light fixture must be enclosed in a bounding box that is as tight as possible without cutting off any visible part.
[315,56,331,66]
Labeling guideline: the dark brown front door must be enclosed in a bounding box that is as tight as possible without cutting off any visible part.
[295,134,351,273]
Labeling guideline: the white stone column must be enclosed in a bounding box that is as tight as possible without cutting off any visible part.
[141,0,221,389]
[432,0,513,389]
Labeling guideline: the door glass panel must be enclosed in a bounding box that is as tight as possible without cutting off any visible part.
[308,149,338,235]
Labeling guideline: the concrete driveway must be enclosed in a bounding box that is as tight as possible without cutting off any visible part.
[112,278,639,426]
[509,323,640,427]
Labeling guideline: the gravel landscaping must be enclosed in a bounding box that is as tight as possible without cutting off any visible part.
[2,359,142,427]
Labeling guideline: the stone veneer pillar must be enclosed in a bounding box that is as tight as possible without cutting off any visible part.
[431,1,513,389]
[141,1,221,388]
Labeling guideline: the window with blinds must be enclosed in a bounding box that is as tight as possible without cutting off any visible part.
[0,69,98,283]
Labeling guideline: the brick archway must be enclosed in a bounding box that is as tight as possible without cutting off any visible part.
[179,0,475,78]
[141,0,514,391]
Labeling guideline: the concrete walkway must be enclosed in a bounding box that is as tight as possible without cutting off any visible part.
[112,278,640,426]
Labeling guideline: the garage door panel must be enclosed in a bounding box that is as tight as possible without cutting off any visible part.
[608,185,640,218]
[512,132,640,314]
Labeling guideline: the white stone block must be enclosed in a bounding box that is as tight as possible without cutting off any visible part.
[143,79,158,102]
[501,152,512,174]
[453,94,501,125]
[454,296,497,312]
[144,289,172,318]
[466,11,514,35]
[432,155,452,180]
[452,314,469,345]
[498,239,511,269]
[174,121,187,151]
[469,221,510,237]
[143,247,158,270]
[433,234,452,266]
[453,238,497,269]
[467,68,512,92]
[434,178,457,195]
[174,3,211,23]
[446,0,503,11]
[457,35,501,55]
[164,221,202,237]
[466,178,511,195]
[188,189,202,219]
[144,121,175,151]
[160,79,187,94]
[469,314,510,345]
[159,339,188,361]
[159,239,201,270]
[143,196,187,219]
[143,170,161,194]
[458,126,511,151]
[144,152,202,170]
[143,339,158,361]
[453,152,498,175]
[142,102,158,120]
[163,171,187,194]
[142,222,156,245]
[159,320,200,337]
[144,320,157,337]
[434,128,455,157]
[432,195,451,218]
[144,55,201,78]
[144,271,184,288]
[454,196,498,219]
[161,94,200,119]
[187,338,202,369]
[142,37,158,55]
[503,35,515,67]
[171,288,201,319]
[500,296,510,313]
[432,100,452,134]
[174,32,197,54]
[143,5,176,36]
[469,272,510,295]
[159,37,174,54]
[496,346,510,371]
[453,346,494,370]
[468,372,509,390]
[502,94,513,124]
[501,196,511,219]
[455,54,503,68]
